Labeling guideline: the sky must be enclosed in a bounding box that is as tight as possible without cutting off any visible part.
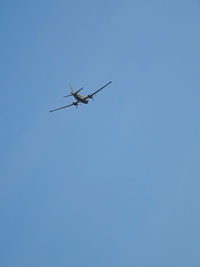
[1,0,200,266]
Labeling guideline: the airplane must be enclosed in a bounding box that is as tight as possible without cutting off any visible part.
[49,81,112,112]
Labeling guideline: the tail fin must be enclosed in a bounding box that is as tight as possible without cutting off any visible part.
[69,84,75,94]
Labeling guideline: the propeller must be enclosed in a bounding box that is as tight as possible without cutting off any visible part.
[88,95,95,101]
[73,102,78,109]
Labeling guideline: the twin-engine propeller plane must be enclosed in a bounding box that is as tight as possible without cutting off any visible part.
[49,81,112,112]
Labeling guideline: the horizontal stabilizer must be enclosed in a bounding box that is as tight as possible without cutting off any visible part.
[75,87,84,94]
[63,94,72,98]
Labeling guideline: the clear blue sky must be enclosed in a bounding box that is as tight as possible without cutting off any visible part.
[1,0,200,266]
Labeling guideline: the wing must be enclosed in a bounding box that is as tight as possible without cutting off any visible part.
[49,101,78,112]
[85,81,112,99]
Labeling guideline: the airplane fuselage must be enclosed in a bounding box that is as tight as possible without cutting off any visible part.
[73,93,88,104]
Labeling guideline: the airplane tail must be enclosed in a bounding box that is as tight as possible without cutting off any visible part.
[64,84,83,98]
[69,84,75,94]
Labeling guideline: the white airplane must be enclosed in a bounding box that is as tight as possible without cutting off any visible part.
[49,81,112,112]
